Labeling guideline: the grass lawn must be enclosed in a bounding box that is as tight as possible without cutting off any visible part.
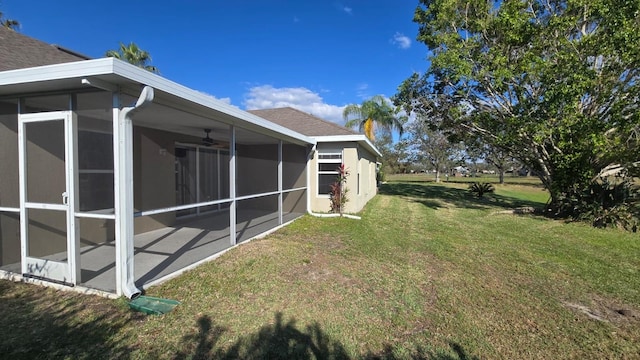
[1,181,639,359]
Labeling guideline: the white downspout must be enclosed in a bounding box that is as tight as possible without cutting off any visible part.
[117,86,154,299]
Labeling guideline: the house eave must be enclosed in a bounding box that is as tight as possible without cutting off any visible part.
[0,58,315,146]
[311,135,382,158]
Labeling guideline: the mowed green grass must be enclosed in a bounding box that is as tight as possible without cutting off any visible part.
[1,181,639,359]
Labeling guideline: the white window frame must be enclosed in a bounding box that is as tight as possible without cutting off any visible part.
[317,150,343,197]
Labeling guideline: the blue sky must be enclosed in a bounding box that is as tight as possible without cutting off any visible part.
[3,1,427,124]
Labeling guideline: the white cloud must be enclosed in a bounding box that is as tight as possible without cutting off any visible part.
[335,3,353,15]
[356,83,369,99]
[244,85,346,124]
[196,90,234,107]
[391,32,411,49]
[216,97,232,105]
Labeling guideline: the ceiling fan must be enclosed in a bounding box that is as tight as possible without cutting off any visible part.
[202,129,214,146]
[202,129,229,149]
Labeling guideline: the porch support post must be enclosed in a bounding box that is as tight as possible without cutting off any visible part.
[278,140,283,225]
[113,93,122,296]
[217,149,221,211]
[306,145,315,214]
[68,105,81,284]
[229,125,236,245]
[17,98,27,276]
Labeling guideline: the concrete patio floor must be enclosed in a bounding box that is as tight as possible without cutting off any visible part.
[82,209,304,293]
[1,210,304,294]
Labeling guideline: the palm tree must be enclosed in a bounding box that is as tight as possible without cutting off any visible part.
[343,95,405,141]
[105,42,158,73]
[0,11,20,30]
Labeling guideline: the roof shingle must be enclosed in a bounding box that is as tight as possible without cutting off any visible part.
[248,107,358,137]
[0,27,89,71]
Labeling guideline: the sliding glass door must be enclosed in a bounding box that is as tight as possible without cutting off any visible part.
[175,144,229,217]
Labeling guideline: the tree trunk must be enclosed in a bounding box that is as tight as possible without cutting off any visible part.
[435,169,441,183]
[499,169,505,184]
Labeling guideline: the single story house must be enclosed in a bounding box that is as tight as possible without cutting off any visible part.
[0,27,379,298]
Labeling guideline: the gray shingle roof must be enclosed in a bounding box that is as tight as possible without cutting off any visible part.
[248,107,358,137]
[0,27,89,71]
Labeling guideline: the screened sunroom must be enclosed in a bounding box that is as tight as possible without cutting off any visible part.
[0,58,311,297]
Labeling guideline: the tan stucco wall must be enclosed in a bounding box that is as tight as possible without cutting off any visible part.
[283,143,308,189]
[310,142,378,214]
[133,126,209,234]
[283,189,307,214]
[0,100,19,208]
[282,144,308,214]
[0,212,20,267]
[237,143,278,195]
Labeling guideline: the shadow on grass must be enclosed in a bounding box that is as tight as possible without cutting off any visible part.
[172,312,478,360]
[398,178,544,187]
[0,281,142,359]
[173,312,350,359]
[365,342,480,360]
[380,182,544,211]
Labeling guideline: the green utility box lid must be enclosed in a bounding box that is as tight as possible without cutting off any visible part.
[129,295,180,315]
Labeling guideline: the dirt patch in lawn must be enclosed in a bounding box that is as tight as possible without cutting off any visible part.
[562,294,640,325]
[283,250,358,288]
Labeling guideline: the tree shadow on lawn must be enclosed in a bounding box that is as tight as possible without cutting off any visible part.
[380,182,544,211]
[0,280,143,359]
[172,312,477,360]
[398,178,544,188]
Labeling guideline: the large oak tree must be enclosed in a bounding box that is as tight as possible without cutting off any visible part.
[394,0,640,213]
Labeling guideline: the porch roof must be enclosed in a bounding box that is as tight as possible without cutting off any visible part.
[0,58,315,146]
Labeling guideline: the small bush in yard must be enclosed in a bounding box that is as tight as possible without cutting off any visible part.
[330,164,350,215]
[376,169,385,184]
[468,182,495,198]
[557,176,640,232]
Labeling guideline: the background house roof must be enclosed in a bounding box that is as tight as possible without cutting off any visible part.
[249,107,381,157]
[248,107,357,137]
[0,27,89,71]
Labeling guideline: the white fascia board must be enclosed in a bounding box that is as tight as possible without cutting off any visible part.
[0,58,315,146]
[0,58,115,86]
[311,135,382,158]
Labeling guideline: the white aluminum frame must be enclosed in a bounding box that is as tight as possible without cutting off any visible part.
[278,140,283,225]
[229,126,237,245]
[18,110,80,285]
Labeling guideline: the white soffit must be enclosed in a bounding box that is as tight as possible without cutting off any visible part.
[0,58,315,146]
